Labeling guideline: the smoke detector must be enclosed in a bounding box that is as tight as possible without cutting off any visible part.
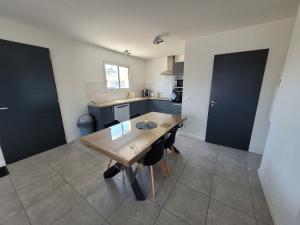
[123,50,131,56]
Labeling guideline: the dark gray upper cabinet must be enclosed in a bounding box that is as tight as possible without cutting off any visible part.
[173,62,184,75]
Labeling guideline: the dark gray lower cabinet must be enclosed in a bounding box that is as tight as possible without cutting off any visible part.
[140,100,150,115]
[88,99,181,131]
[129,100,150,116]
[88,105,114,130]
[150,100,168,113]
[150,100,181,115]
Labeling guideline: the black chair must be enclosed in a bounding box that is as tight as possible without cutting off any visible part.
[164,124,182,173]
[130,113,141,119]
[136,138,167,198]
[103,120,120,168]
[104,120,120,128]
[165,126,179,152]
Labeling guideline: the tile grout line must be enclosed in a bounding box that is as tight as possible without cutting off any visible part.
[209,163,259,219]
[48,168,109,225]
[140,150,180,225]
[244,155,261,225]
[158,164,192,224]
[7,175,33,225]
[42,160,92,225]
[43,152,114,225]
[154,141,198,225]
[163,207,193,225]
[204,145,220,225]
[160,139,215,225]
[209,147,262,223]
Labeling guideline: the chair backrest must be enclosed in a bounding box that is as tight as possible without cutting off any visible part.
[104,120,120,128]
[143,138,165,166]
[164,125,179,148]
[130,113,141,119]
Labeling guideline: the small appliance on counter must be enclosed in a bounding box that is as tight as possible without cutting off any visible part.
[142,89,150,97]
[149,91,160,98]
[128,91,135,99]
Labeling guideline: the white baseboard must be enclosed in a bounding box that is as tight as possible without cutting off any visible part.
[178,131,204,141]
[249,147,264,154]
[258,169,280,225]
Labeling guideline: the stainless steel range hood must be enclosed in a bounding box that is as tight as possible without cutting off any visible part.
[161,56,184,75]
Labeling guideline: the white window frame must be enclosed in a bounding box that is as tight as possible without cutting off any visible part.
[103,61,130,91]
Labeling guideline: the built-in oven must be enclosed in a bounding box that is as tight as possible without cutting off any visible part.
[171,89,182,103]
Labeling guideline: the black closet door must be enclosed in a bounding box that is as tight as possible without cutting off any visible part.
[205,49,269,150]
[0,39,66,164]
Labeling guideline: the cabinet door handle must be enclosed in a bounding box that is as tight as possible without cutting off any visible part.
[0,107,8,111]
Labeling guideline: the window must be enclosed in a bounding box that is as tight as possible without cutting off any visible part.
[104,63,130,90]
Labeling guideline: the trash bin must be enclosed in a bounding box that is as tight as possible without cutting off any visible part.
[77,114,95,136]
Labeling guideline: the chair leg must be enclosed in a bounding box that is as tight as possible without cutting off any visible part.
[150,166,155,198]
[171,146,177,160]
[107,159,112,169]
[164,149,170,175]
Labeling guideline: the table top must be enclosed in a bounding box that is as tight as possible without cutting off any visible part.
[80,112,186,167]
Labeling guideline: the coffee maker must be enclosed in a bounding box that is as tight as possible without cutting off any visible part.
[142,89,150,97]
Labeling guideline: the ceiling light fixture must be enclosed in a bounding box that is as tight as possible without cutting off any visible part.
[153,35,164,45]
[153,33,170,45]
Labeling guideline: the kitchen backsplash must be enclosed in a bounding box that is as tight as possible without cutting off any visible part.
[85,81,145,102]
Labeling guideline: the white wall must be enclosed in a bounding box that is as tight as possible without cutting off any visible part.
[182,18,294,154]
[259,5,300,225]
[144,55,184,98]
[144,57,173,98]
[0,17,145,143]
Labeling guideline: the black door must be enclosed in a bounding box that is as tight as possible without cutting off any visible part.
[205,49,269,150]
[0,39,66,164]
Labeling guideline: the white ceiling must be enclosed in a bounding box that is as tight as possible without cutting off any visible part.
[0,0,299,59]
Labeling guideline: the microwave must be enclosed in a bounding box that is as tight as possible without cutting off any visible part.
[175,79,183,87]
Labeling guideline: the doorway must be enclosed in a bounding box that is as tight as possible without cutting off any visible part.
[205,49,269,150]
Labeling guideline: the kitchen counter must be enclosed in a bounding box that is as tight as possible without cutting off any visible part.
[89,97,173,108]
[88,97,182,131]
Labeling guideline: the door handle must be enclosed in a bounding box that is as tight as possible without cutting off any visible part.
[211,101,220,104]
[0,107,8,111]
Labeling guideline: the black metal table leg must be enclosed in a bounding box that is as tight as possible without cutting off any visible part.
[103,162,123,178]
[124,167,146,201]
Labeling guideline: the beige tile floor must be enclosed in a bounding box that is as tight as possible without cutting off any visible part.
[0,134,273,225]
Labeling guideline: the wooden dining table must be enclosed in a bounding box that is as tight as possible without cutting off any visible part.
[80,112,186,200]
